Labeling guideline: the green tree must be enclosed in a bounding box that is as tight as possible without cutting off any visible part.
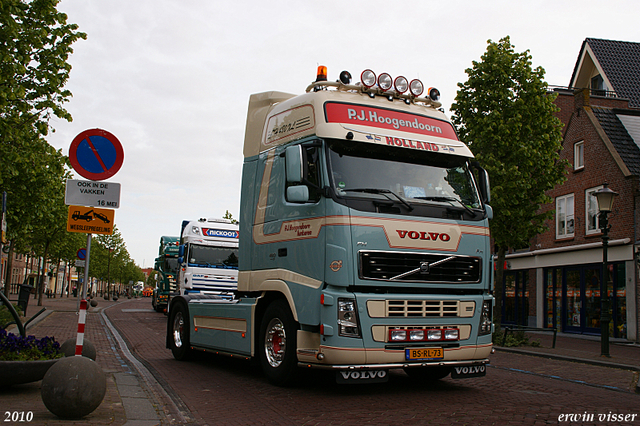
[223,210,238,224]
[1,0,85,294]
[92,226,126,298]
[450,37,567,328]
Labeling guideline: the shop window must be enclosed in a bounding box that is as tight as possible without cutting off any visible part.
[502,270,529,326]
[556,194,574,239]
[614,263,627,339]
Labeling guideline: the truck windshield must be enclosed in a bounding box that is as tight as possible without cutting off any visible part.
[165,258,179,274]
[188,245,239,268]
[327,140,481,216]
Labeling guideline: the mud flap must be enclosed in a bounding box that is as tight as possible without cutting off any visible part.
[336,370,389,384]
[450,364,487,379]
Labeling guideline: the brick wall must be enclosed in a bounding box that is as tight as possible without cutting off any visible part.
[537,90,638,251]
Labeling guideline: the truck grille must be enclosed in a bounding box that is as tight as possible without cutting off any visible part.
[388,300,459,317]
[367,299,475,318]
[359,251,481,283]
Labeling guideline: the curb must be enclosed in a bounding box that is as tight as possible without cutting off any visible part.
[495,346,640,372]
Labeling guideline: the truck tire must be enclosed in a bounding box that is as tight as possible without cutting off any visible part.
[169,302,191,361]
[403,366,451,381]
[259,300,298,386]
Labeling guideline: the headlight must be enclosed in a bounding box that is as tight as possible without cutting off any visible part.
[479,300,492,336]
[338,298,361,338]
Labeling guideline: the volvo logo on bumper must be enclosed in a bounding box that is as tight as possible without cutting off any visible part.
[451,364,486,378]
[420,262,430,274]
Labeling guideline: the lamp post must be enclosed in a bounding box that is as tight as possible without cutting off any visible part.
[594,183,618,358]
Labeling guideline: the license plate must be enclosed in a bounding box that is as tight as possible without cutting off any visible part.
[405,347,444,361]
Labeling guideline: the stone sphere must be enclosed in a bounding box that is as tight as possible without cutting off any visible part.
[90,299,98,307]
[60,338,97,361]
[41,356,106,419]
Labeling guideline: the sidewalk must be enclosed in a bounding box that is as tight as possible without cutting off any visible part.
[495,328,640,373]
[1,294,167,425]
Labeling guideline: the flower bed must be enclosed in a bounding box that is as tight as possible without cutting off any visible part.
[0,329,63,387]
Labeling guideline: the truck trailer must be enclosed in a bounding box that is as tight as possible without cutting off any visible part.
[167,67,494,386]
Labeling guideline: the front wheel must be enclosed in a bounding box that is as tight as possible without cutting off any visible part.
[169,302,192,361]
[258,300,298,386]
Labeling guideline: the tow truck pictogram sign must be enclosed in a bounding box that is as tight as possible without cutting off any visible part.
[67,205,114,235]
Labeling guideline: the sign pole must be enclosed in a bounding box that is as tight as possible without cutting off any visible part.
[82,233,92,300]
[75,233,91,356]
[76,234,91,313]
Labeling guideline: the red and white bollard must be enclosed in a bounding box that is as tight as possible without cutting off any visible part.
[75,299,88,356]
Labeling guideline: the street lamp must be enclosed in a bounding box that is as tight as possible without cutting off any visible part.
[594,183,618,357]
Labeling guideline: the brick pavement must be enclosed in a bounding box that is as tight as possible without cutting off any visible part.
[0,294,163,425]
[1,294,639,425]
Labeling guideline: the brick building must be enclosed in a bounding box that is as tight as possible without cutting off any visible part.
[504,38,640,342]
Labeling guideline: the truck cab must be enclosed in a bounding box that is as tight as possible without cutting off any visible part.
[168,67,493,386]
[177,218,239,297]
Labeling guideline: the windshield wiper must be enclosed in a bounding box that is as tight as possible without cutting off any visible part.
[415,196,476,217]
[342,188,413,211]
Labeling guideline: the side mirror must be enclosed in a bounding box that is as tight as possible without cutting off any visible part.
[287,185,309,203]
[480,168,491,204]
[285,145,303,183]
[471,162,491,204]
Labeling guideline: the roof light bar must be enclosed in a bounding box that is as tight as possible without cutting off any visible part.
[306,68,441,107]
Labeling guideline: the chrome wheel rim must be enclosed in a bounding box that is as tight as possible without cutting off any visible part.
[173,311,184,348]
[265,318,286,367]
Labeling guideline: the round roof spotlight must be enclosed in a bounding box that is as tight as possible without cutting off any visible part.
[378,73,392,91]
[428,87,441,102]
[339,70,352,85]
[361,69,377,88]
[409,79,424,97]
[394,76,408,94]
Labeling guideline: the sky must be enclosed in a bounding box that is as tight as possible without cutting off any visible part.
[47,0,640,268]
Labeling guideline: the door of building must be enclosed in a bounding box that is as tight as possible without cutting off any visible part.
[563,266,602,334]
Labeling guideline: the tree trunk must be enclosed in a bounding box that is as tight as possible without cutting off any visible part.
[3,241,14,296]
[37,242,50,307]
[53,258,60,297]
[494,246,507,332]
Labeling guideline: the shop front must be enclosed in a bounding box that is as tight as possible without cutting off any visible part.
[504,239,636,341]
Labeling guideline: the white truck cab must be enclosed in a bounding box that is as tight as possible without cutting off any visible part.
[178,217,239,297]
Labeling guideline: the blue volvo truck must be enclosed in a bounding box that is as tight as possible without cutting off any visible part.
[167,67,494,386]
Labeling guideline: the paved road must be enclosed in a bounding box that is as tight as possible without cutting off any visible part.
[104,298,640,426]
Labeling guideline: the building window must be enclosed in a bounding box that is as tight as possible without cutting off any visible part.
[586,185,603,235]
[556,194,574,238]
[591,75,606,96]
[574,141,584,170]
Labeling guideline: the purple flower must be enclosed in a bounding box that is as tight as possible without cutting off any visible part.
[0,329,62,361]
